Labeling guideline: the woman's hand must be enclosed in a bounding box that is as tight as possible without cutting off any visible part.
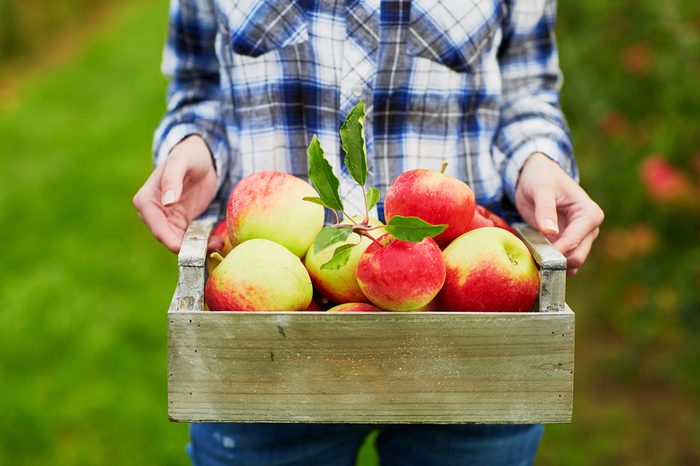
[133,135,223,253]
[515,153,604,275]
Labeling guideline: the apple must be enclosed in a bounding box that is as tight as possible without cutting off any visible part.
[302,299,322,312]
[206,220,235,274]
[226,171,325,257]
[384,168,476,248]
[205,239,312,311]
[413,299,439,312]
[640,155,694,203]
[327,303,382,312]
[356,234,446,311]
[305,217,386,304]
[437,227,539,312]
[467,205,516,235]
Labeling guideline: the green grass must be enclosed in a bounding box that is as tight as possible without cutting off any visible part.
[0,3,378,464]
[0,2,188,464]
[1,0,699,464]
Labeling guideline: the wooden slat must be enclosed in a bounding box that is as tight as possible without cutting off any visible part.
[168,308,574,424]
[512,223,567,312]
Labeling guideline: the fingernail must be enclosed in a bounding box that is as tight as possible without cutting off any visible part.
[162,190,176,206]
[544,218,559,234]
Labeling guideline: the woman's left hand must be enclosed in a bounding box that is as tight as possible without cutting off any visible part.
[515,153,605,276]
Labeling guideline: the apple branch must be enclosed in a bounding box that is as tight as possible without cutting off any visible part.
[306,102,447,270]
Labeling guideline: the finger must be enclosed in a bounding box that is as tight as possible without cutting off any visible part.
[532,182,560,235]
[553,204,604,255]
[133,177,160,224]
[565,228,598,270]
[160,155,189,206]
[139,200,184,253]
[567,267,579,277]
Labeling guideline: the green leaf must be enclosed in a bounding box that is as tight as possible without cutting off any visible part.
[365,187,380,211]
[339,100,367,186]
[307,135,344,211]
[320,243,357,270]
[385,216,448,243]
[313,226,353,254]
[303,196,337,210]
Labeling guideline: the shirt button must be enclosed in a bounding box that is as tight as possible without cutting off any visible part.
[352,84,363,97]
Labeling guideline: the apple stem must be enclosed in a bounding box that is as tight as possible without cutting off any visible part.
[210,252,225,263]
[357,229,384,248]
[440,161,448,174]
[344,214,361,226]
[332,209,340,225]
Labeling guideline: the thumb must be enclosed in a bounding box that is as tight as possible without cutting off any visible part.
[160,156,188,206]
[532,183,560,235]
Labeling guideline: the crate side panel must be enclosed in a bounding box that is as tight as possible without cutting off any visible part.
[168,311,574,423]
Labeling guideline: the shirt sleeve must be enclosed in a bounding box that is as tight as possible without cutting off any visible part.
[153,0,229,191]
[494,0,578,202]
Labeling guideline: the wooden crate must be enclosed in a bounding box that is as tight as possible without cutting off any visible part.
[168,213,574,424]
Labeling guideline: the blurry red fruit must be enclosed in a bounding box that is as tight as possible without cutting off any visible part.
[640,155,693,203]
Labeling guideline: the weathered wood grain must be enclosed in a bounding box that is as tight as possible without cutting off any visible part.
[511,223,567,270]
[512,223,567,312]
[177,202,222,268]
[168,308,574,424]
[169,205,220,312]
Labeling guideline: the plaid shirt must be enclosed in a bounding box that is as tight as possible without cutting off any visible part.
[154,0,577,216]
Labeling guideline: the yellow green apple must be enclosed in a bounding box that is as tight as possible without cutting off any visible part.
[205,239,312,311]
[226,171,324,257]
[304,217,386,304]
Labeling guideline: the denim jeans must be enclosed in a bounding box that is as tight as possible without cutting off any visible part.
[187,423,544,466]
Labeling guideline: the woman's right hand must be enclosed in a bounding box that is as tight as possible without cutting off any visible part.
[133,135,223,253]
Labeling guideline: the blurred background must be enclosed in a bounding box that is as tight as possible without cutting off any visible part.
[0,0,698,464]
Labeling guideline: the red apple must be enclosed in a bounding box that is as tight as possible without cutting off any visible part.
[437,227,539,312]
[356,234,446,311]
[302,299,322,312]
[227,171,325,257]
[467,205,516,235]
[206,220,235,274]
[327,303,382,312]
[205,239,313,311]
[640,155,694,203]
[384,168,476,248]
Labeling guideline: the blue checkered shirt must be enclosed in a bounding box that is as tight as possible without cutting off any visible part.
[154,0,577,216]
